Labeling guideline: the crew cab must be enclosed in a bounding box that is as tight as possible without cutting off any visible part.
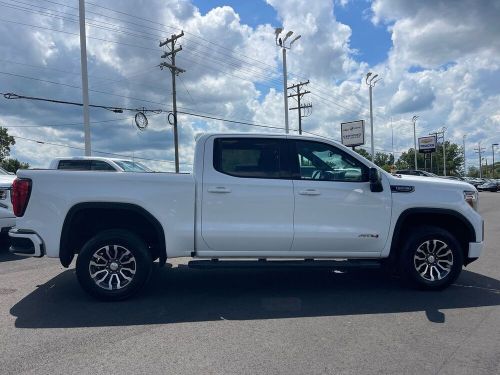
[9,133,484,300]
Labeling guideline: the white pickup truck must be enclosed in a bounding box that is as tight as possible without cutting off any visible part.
[10,133,484,300]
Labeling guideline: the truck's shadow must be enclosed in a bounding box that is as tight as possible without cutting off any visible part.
[0,237,22,263]
[10,266,500,328]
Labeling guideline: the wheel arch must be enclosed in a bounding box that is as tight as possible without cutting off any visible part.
[389,208,476,266]
[60,202,166,268]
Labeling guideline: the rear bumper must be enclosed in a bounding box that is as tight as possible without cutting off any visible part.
[468,241,484,259]
[0,216,16,232]
[8,228,45,257]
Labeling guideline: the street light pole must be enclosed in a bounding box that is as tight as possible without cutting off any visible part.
[275,28,301,134]
[493,143,499,179]
[78,0,91,156]
[442,126,447,176]
[412,115,419,170]
[365,72,382,161]
[282,47,289,133]
[463,135,467,176]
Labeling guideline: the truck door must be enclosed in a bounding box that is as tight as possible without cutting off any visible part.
[201,136,294,253]
[290,139,392,255]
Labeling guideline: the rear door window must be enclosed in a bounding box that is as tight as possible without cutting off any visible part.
[213,138,288,179]
[57,160,91,170]
[91,161,116,171]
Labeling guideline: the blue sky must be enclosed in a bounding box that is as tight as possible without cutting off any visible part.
[196,0,392,66]
[196,0,278,27]
[335,0,391,66]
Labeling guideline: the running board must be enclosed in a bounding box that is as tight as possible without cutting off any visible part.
[187,259,381,270]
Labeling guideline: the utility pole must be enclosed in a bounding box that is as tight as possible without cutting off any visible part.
[492,143,498,179]
[160,31,185,173]
[275,28,301,134]
[366,72,382,161]
[474,142,486,178]
[288,80,312,134]
[412,116,419,170]
[78,0,91,156]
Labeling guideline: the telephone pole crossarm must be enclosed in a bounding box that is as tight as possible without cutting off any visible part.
[159,62,186,74]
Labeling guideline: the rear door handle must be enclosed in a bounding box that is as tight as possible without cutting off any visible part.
[207,186,232,193]
[299,189,321,196]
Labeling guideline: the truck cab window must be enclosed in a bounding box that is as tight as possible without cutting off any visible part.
[213,138,284,179]
[91,161,116,171]
[58,160,91,170]
[294,140,368,182]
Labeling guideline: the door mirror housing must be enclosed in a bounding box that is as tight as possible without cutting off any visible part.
[369,167,383,192]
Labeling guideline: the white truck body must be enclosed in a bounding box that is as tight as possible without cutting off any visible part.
[10,133,484,298]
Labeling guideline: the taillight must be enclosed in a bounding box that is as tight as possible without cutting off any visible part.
[11,178,32,217]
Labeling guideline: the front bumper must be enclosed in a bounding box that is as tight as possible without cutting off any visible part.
[9,228,45,257]
[468,241,484,259]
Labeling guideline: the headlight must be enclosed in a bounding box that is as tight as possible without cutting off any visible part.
[464,190,478,211]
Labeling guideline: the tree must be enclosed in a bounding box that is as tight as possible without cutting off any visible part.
[0,127,15,160]
[468,166,479,178]
[0,126,30,173]
[1,158,29,173]
[396,141,464,176]
[354,147,371,160]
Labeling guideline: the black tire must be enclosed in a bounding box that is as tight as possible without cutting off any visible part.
[399,225,463,290]
[76,229,153,301]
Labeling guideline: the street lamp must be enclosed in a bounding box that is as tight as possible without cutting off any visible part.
[493,143,499,178]
[412,115,419,170]
[275,28,301,134]
[463,135,466,176]
[366,72,382,161]
[442,126,447,176]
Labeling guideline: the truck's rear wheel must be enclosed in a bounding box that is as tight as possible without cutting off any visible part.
[76,229,152,301]
[400,225,463,290]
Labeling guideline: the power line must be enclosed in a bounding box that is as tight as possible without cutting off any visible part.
[0,70,166,106]
[11,134,184,164]
[0,118,129,128]
[1,92,164,113]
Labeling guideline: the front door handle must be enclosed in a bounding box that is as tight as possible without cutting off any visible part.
[299,189,321,196]
[207,186,232,193]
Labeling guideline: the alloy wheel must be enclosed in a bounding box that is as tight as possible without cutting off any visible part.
[88,245,137,290]
[413,239,454,282]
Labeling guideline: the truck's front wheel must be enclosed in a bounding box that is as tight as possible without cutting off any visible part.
[400,226,463,290]
[76,229,153,301]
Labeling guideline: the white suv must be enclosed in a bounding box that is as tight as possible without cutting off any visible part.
[0,167,16,233]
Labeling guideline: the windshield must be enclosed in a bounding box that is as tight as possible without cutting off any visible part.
[114,160,152,172]
[0,167,10,175]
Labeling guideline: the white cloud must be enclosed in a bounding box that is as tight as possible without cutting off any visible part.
[0,0,498,174]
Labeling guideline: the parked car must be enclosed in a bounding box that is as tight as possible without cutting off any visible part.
[395,169,438,177]
[477,180,499,192]
[0,169,16,234]
[10,133,484,300]
[49,157,152,172]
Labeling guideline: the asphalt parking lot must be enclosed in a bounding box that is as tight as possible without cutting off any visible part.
[0,192,499,375]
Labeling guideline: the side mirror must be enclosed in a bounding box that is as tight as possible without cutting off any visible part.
[369,167,383,192]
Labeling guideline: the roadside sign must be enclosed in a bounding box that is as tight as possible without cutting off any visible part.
[341,120,365,147]
[418,135,437,153]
